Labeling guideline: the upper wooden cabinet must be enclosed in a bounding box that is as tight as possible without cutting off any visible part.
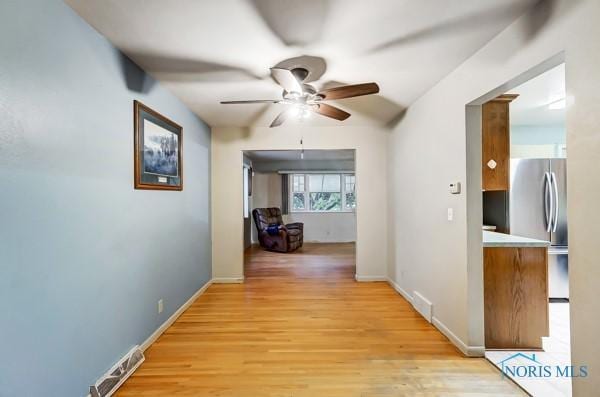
[482,94,518,191]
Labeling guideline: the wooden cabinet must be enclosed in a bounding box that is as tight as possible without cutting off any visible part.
[484,246,549,349]
[482,94,518,191]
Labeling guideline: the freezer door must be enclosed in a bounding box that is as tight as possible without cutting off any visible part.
[509,159,551,241]
[548,248,569,299]
[550,159,568,246]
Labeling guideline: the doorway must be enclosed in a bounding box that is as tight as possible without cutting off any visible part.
[473,62,571,396]
[241,149,357,280]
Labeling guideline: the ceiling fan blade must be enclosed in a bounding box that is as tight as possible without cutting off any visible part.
[270,68,303,94]
[313,103,351,121]
[270,108,293,128]
[220,100,281,104]
[317,83,379,101]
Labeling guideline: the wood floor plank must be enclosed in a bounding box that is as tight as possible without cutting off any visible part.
[116,243,524,396]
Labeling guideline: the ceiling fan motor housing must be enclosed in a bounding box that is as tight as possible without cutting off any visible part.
[290,67,309,82]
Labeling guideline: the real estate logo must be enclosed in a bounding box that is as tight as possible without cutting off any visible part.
[497,353,588,379]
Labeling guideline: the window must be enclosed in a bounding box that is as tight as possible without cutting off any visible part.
[290,173,355,212]
[309,174,341,211]
[344,175,356,210]
[292,174,306,210]
[243,166,250,218]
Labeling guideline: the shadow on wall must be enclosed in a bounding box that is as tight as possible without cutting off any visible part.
[118,52,155,94]
[520,0,578,43]
[121,51,265,83]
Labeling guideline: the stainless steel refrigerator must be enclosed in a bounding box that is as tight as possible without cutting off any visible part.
[509,158,569,299]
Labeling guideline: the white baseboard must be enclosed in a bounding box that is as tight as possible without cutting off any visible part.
[386,278,483,357]
[432,316,484,357]
[386,277,414,304]
[304,240,357,243]
[87,280,213,397]
[212,277,244,284]
[140,278,213,351]
[355,274,387,282]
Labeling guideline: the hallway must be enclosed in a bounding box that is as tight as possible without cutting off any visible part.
[117,243,523,396]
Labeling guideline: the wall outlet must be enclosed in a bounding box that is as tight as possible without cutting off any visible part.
[447,207,454,221]
[158,299,164,314]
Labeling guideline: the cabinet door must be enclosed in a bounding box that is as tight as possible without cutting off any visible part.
[482,95,517,191]
[482,100,509,191]
[484,247,549,349]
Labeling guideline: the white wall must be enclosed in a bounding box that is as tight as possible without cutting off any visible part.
[250,172,357,244]
[250,172,282,244]
[387,2,600,394]
[511,124,566,158]
[285,212,356,243]
[212,125,387,282]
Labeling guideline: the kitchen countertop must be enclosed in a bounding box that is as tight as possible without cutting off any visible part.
[483,231,550,247]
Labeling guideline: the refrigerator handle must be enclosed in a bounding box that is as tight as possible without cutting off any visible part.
[551,172,559,233]
[544,172,553,232]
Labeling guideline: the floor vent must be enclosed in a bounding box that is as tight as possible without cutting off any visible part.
[412,291,433,323]
[90,346,145,397]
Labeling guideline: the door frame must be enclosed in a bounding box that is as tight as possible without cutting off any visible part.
[464,52,566,351]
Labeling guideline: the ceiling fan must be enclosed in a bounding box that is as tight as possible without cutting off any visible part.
[220,67,380,127]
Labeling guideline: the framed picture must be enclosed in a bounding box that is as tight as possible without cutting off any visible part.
[134,100,183,190]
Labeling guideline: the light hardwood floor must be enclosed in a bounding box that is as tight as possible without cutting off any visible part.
[116,243,524,396]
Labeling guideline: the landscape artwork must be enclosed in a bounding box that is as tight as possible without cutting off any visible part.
[134,100,183,190]
[143,119,179,177]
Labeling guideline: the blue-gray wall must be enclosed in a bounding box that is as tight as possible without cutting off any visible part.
[0,1,211,396]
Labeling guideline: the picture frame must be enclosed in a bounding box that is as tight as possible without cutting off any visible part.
[133,100,183,190]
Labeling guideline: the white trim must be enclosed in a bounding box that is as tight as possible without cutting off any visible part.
[289,210,356,214]
[387,277,414,304]
[431,316,485,357]
[86,280,213,397]
[386,278,483,357]
[278,170,354,174]
[355,274,387,282]
[303,239,357,244]
[212,277,244,284]
[141,279,213,351]
[290,172,356,212]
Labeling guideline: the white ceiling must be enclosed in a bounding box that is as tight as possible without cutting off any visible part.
[509,63,566,126]
[245,149,354,162]
[66,0,536,128]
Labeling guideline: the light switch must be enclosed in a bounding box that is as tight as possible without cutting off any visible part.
[447,208,454,221]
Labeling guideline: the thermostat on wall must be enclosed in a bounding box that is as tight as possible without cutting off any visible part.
[449,182,461,194]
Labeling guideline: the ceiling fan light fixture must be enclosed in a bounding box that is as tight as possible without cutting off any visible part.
[289,104,311,120]
[221,65,380,127]
[300,108,310,119]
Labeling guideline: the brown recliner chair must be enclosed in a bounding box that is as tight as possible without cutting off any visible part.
[252,207,303,253]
